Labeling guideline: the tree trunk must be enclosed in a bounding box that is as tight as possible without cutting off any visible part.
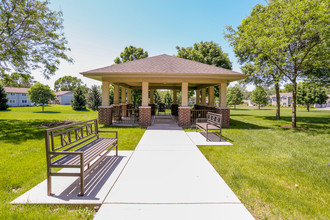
[258,103,260,109]
[234,104,236,109]
[275,82,281,119]
[292,81,297,128]
[307,104,310,112]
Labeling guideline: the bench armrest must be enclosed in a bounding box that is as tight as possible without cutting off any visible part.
[98,130,118,139]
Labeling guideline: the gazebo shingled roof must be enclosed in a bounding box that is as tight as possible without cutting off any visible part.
[84,54,243,76]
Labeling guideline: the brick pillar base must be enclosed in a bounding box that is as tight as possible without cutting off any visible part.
[121,104,127,117]
[98,106,112,125]
[178,106,191,127]
[112,105,121,120]
[216,107,230,126]
[139,106,151,127]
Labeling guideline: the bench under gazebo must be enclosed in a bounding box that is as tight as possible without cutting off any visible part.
[81,54,246,127]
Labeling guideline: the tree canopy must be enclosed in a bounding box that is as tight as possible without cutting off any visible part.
[114,46,148,64]
[176,41,232,70]
[28,82,55,112]
[225,0,329,127]
[0,0,72,78]
[71,86,87,111]
[87,85,101,111]
[251,86,268,109]
[0,73,36,87]
[297,82,328,111]
[54,76,85,92]
[227,86,243,109]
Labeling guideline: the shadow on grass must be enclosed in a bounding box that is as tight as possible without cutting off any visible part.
[229,118,268,130]
[0,119,49,144]
[33,111,61,114]
[257,115,330,133]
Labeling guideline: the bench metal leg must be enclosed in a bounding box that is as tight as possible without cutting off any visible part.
[47,174,52,196]
[78,156,85,196]
[116,144,118,156]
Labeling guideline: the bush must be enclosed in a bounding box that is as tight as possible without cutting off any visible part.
[72,87,87,111]
[0,85,9,110]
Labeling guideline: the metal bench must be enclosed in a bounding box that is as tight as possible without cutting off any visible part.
[196,112,222,141]
[45,119,118,196]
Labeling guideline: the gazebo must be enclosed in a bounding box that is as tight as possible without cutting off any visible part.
[81,54,246,127]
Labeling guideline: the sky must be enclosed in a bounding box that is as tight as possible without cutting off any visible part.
[34,0,265,90]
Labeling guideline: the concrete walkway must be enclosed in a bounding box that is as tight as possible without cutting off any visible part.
[95,117,254,219]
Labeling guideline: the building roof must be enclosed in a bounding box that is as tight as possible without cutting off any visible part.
[55,91,72,96]
[83,54,243,75]
[270,93,293,98]
[4,87,29,94]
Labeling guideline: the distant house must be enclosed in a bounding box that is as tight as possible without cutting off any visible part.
[314,95,330,108]
[54,91,73,105]
[4,87,34,107]
[242,99,254,106]
[270,93,292,107]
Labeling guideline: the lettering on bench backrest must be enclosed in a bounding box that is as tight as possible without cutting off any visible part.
[48,119,98,152]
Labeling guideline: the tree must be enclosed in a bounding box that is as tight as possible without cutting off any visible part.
[0,73,36,87]
[0,85,9,110]
[227,87,243,109]
[28,83,55,112]
[251,86,268,109]
[71,86,87,111]
[154,90,161,106]
[54,76,85,92]
[87,85,101,111]
[164,91,173,108]
[240,63,284,119]
[0,0,72,78]
[225,0,329,127]
[297,82,328,112]
[281,83,293,93]
[114,46,148,64]
[176,41,232,97]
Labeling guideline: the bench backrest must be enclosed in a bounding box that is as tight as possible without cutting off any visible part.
[45,119,99,156]
[207,112,222,127]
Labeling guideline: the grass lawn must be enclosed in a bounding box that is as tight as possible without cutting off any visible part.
[189,107,330,219]
[1,105,329,219]
[0,105,145,219]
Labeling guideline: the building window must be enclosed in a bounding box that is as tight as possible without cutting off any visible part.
[283,103,286,106]
[22,100,27,103]
[10,93,16,96]
[22,94,27,96]
[9,100,15,103]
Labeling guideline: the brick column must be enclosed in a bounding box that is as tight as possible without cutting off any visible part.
[98,106,112,125]
[112,104,121,121]
[139,106,151,127]
[216,107,230,127]
[178,106,191,127]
